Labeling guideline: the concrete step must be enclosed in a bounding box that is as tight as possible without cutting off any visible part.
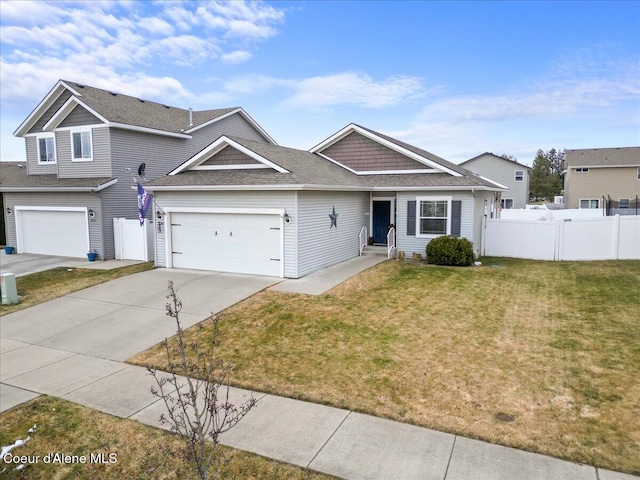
[361,246,389,257]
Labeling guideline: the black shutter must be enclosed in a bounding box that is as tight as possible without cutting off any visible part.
[407,201,416,236]
[451,200,462,237]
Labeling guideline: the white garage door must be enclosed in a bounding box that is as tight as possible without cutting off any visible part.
[171,212,282,276]
[18,209,89,257]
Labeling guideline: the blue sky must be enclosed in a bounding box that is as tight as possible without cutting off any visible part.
[1,0,638,165]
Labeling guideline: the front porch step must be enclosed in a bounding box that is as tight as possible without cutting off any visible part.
[361,245,389,257]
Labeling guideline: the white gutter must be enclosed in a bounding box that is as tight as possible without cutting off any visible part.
[144,183,506,193]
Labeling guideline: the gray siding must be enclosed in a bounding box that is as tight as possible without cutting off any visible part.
[25,136,57,176]
[297,191,369,277]
[153,191,297,277]
[396,191,474,257]
[58,127,112,178]
[201,146,260,166]
[321,132,430,172]
[186,113,270,159]
[462,155,530,208]
[27,90,73,134]
[3,192,103,258]
[59,105,103,127]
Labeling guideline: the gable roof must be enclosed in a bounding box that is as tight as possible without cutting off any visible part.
[145,135,505,192]
[14,80,275,143]
[565,147,640,168]
[461,152,532,170]
[0,162,116,192]
[310,123,464,177]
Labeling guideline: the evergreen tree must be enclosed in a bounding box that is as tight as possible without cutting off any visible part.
[530,149,562,201]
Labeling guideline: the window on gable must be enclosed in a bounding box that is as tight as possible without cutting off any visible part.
[417,197,451,236]
[72,130,93,161]
[619,198,630,209]
[37,134,56,164]
[579,198,599,209]
[514,170,524,182]
[501,198,514,209]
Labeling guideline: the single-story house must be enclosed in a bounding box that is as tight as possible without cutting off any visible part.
[145,124,505,278]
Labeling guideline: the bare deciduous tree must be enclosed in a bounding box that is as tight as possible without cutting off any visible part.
[148,281,255,479]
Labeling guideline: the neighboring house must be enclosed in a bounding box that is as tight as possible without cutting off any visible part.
[459,153,531,209]
[564,147,640,209]
[1,80,274,259]
[145,124,505,278]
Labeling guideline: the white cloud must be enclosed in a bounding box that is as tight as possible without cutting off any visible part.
[221,50,252,64]
[0,1,286,107]
[138,16,174,36]
[283,72,425,109]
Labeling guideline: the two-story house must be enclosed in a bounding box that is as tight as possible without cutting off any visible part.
[1,80,275,260]
[459,153,531,209]
[564,147,640,210]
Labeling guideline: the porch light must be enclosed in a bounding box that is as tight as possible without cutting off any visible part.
[283,211,290,223]
[88,208,95,218]
[6,207,12,215]
[156,210,163,220]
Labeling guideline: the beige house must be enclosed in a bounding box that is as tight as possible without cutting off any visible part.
[564,147,640,210]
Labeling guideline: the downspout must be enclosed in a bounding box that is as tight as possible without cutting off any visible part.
[189,107,193,127]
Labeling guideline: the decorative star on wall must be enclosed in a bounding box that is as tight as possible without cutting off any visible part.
[329,206,339,229]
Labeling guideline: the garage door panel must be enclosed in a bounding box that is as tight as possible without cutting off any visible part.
[19,209,88,257]
[171,212,281,276]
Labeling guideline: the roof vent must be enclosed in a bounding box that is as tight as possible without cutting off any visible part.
[110,92,117,96]
[189,107,193,127]
[76,84,85,88]
[139,99,145,103]
[163,105,170,109]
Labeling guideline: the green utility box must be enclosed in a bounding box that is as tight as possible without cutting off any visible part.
[1,273,19,305]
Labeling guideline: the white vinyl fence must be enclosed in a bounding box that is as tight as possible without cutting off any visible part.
[484,215,640,261]
[113,218,155,261]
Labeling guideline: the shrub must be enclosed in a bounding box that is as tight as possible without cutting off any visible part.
[425,236,475,266]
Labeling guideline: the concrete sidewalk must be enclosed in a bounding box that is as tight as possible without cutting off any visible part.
[1,263,638,479]
[0,250,145,277]
[1,349,636,480]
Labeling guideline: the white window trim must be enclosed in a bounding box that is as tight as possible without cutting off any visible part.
[514,170,524,182]
[36,133,57,165]
[579,198,599,209]
[70,127,94,162]
[416,196,452,238]
[501,198,515,209]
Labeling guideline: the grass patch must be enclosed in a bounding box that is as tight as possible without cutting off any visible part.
[0,396,333,479]
[131,258,640,474]
[0,262,154,316]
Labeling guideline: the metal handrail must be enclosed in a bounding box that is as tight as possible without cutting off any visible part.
[359,226,368,256]
[386,227,396,258]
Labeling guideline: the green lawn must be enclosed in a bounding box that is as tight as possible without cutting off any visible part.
[131,258,640,474]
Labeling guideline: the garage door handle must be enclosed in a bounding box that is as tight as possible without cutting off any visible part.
[171,223,181,227]
[173,251,182,255]
[270,258,280,261]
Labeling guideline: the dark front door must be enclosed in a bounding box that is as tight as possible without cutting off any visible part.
[372,201,391,244]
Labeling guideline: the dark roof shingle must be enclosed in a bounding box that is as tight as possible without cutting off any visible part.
[0,162,115,191]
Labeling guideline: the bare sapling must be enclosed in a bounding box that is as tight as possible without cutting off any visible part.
[148,281,256,479]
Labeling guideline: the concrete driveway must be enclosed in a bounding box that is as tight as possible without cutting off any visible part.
[0,250,89,277]
[0,268,279,363]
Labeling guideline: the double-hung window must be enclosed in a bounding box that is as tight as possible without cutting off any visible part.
[619,198,630,209]
[579,198,599,209]
[71,129,93,161]
[417,197,451,236]
[514,170,524,182]
[501,198,514,209]
[37,133,56,164]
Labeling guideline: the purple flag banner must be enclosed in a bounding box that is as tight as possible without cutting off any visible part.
[137,183,152,225]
